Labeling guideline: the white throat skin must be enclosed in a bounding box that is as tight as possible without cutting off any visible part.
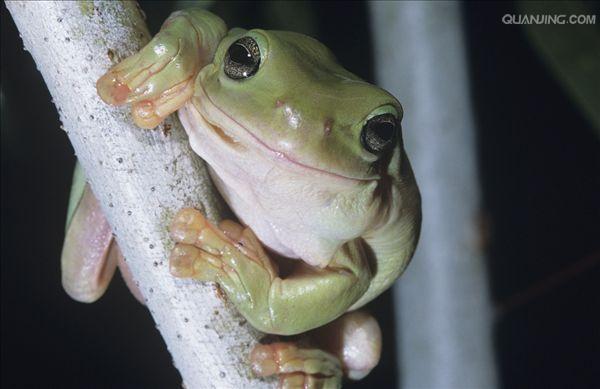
[179,99,390,267]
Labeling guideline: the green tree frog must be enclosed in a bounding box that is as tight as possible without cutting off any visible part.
[62,9,421,388]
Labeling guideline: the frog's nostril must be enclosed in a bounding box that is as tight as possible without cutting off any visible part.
[324,118,334,135]
[274,99,285,108]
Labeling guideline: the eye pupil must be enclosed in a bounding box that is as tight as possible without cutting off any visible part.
[229,44,252,64]
[373,122,395,142]
[224,37,261,80]
[361,113,398,155]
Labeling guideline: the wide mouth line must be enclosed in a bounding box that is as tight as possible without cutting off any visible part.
[196,83,373,183]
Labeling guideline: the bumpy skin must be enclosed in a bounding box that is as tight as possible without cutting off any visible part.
[65,8,421,388]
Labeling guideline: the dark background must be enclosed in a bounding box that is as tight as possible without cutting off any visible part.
[2,1,598,388]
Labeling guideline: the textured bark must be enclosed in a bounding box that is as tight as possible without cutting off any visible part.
[370,2,497,388]
[6,1,273,387]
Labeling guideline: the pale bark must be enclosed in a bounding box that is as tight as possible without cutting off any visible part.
[6,1,273,388]
[370,2,497,388]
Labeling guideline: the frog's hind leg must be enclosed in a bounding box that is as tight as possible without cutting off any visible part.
[312,311,382,381]
[96,9,227,128]
[62,165,144,303]
[61,181,118,302]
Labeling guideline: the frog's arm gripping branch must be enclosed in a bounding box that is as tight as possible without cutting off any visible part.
[169,209,372,336]
[97,9,226,128]
[6,2,274,388]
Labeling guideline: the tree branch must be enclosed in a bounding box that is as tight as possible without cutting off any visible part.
[6,1,273,387]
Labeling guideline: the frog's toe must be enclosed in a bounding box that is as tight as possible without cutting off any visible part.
[96,71,133,106]
[169,208,211,245]
[218,219,244,242]
[250,342,342,389]
[169,243,222,281]
[279,373,339,389]
[218,220,265,261]
[169,207,234,254]
[130,100,162,129]
[130,77,195,129]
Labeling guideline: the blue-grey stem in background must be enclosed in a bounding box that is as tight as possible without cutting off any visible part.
[370,2,498,388]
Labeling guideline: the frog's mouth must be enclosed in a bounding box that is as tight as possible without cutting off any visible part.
[196,83,373,184]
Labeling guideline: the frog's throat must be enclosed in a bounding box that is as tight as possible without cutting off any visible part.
[194,83,374,184]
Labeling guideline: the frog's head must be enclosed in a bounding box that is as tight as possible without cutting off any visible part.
[195,28,404,182]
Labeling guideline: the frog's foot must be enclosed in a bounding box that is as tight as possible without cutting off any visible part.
[250,342,342,389]
[96,10,226,128]
[168,208,277,283]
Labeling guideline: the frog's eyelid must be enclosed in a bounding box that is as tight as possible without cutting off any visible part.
[243,30,269,65]
[381,105,400,118]
[361,105,400,124]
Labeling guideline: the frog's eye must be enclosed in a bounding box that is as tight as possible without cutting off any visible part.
[224,37,261,80]
[360,113,398,155]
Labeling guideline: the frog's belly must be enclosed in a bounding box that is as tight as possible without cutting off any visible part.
[207,158,347,266]
[207,167,299,260]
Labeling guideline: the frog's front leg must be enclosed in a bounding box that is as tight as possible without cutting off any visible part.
[96,9,226,128]
[168,208,371,336]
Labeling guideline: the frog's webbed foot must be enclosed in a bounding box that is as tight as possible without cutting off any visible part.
[96,9,226,128]
[168,208,277,292]
[251,342,342,389]
[249,311,382,388]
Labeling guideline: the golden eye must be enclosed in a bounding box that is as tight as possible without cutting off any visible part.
[224,37,261,80]
[360,113,398,155]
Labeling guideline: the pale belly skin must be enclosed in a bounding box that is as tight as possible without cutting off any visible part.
[62,8,421,388]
